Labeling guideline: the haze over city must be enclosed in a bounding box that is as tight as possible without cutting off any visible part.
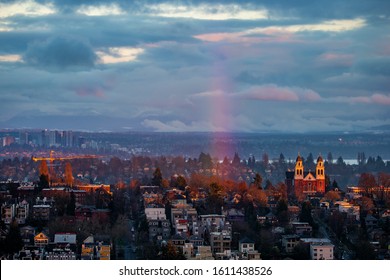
[0,0,389,133]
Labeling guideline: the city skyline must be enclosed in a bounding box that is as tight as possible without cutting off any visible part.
[0,0,389,133]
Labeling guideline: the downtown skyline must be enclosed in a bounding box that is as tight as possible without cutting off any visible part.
[0,0,389,133]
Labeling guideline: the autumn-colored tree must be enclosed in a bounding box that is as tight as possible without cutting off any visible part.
[324,190,341,203]
[237,181,248,195]
[358,173,377,194]
[176,175,187,189]
[276,182,288,201]
[247,186,267,207]
[39,160,49,177]
[360,196,374,216]
[64,161,74,187]
[253,173,263,189]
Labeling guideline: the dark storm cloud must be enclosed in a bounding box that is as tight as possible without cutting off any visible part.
[23,36,97,71]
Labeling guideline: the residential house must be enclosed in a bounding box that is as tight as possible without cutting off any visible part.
[193,246,214,260]
[34,232,49,247]
[20,226,35,245]
[81,235,111,260]
[281,234,300,254]
[239,237,261,260]
[44,233,77,260]
[292,222,312,237]
[222,208,245,223]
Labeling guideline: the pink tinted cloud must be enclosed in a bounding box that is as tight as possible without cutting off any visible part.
[76,87,104,98]
[371,93,390,105]
[346,94,390,105]
[194,30,297,44]
[317,53,354,67]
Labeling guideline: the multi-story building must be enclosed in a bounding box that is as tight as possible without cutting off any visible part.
[15,200,29,224]
[145,203,166,220]
[148,219,171,241]
[281,234,301,253]
[1,203,15,224]
[210,230,232,256]
[292,222,313,237]
[310,242,334,260]
[32,204,51,221]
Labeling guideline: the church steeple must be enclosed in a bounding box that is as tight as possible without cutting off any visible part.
[316,155,325,180]
[294,153,304,180]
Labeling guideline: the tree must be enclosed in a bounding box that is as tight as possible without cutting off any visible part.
[198,152,212,169]
[38,160,50,188]
[4,220,23,255]
[279,153,285,164]
[327,152,333,164]
[152,167,163,187]
[324,190,341,203]
[357,152,366,165]
[247,186,267,207]
[276,199,289,225]
[237,181,248,195]
[232,152,241,166]
[262,153,269,166]
[176,175,187,189]
[355,241,376,260]
[39,160,49,177]
[306,153,314,169]
[64,161,74,187]
[299,201,314,226]
[161,241,186,260]
[358,173,377,194]
[253,173,263,189]
[336,156,345,166]
[207,182,225,214]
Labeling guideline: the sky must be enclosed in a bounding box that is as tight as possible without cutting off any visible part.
[0,0,389,133]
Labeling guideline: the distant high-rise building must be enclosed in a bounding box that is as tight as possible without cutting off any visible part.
[41,130,50,147]
[65,130,74,147]
[2,135,15,147]
[19,131,29,145]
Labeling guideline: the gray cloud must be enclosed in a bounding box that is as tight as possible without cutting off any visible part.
[0,0,389,133]
[23,36,97,71]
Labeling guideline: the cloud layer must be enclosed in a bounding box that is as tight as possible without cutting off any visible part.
[0,0,389,133]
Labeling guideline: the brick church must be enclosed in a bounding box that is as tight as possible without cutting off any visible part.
[286,154,325,199]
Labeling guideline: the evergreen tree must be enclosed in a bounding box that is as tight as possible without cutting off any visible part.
[232,152,241,166]
[253,173,263,189]
[4,220,23,255]
[152,167,163,187]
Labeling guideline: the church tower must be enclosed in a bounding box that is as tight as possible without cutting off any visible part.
[316,155,325,193]
[294,154,304,198]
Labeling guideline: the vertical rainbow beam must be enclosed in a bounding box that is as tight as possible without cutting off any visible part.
[209,54,234,161]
